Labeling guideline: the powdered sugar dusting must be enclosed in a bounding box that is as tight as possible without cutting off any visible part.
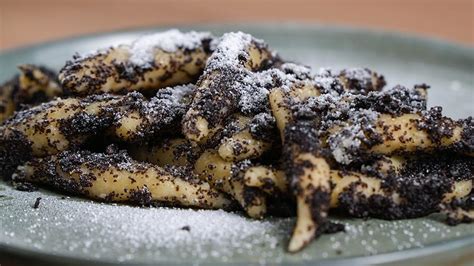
[1,181,471,263]
[279,63,312,80]
[129,29,212,66]
[328,109,379,164]
[205,32,256,71]
[237,63,316,114]
[313,68,344,95]
[196,32,301,115]
[67,30,212,69]
[237,68,312,114]
[151,83,195,110]
[292,84,426,164]
[340,68,372,83]
[141,84,195,126]
[0,183,288,263]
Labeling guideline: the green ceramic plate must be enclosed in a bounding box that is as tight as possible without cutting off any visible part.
[0,24,473,265]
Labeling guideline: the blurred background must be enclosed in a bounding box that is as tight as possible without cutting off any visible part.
[0,0,472,50]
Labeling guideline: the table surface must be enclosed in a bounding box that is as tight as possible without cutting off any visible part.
[0,0,473,51]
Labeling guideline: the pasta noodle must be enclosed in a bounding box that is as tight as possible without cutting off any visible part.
[14,149,232,209]
[0,65,61,123]
[59,30,213,95]
[194,150,267,218]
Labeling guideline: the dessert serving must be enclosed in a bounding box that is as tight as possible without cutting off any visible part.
[0,30,472,253]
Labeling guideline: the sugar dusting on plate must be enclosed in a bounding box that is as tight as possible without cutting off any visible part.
[0,182,472,264]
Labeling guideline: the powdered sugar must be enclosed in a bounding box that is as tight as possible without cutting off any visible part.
[292,83,425,164]
[141,84,195,128]
[328,109,379,164]
[129,30,213,66]
[314,68,344,95]
[0,183,288,263]
[205,32,256,71]
[340,68,373,84]
[238,66,314,114]
[1,181,471,263]
[279,63,312,80]
[68,30,212,68]
[249,113,276,137]
[238,72,273,114]
[150,83,195,111]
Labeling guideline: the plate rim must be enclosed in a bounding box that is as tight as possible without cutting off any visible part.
[1,231,473,265]
[0,22,472,56]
